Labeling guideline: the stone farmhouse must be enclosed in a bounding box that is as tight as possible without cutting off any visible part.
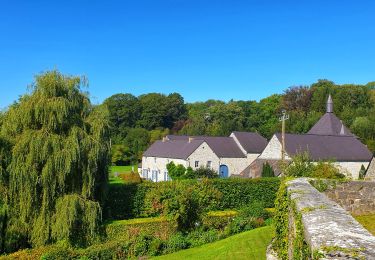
[141,132,268,182]
[245,95,374,179]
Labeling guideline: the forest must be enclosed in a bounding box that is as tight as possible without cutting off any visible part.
[106,80,375,165]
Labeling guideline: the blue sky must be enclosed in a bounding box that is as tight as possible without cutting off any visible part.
[1,0,375,109]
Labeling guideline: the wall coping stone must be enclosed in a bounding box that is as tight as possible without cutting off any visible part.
[287,178,375,258]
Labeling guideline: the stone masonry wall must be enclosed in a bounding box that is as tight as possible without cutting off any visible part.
[324,180,375,215]
[287,178,375,259]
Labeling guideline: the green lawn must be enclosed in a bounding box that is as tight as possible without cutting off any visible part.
[354,214,375,235]
[109,165,138,184]
[154,225,274,260]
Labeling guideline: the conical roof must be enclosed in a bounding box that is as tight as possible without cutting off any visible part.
[308,113,353,136]
[308,94,353,136]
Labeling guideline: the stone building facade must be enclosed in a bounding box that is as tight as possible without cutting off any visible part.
[141,132,267,182]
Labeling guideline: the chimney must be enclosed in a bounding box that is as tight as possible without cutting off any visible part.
[162,137,166,142]
[326,94,333,113]
[188,137,194,143]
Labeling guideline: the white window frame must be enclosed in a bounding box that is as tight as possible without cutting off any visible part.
[195,161,199,168]
[207,161,212,168]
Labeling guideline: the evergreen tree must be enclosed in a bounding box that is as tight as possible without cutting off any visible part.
[0,71,110,251]
[261,162,275,177]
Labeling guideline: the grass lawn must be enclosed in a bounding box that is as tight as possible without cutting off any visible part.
[109,165,137,184]
[353,214,375,235]
[154,225,274,260]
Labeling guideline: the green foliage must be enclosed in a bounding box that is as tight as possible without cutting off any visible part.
[261,162,275,177]
[144,180,222,230]
[283,152,315,177]
[312,161,345,179]
[111,144,133,166]
[273,180,310,260]
[119,172,142,184]
[0,71,110,251]
[359,165,367,180]
[210,178,281,210]
[284,152,345,179]
[166,162,218,180]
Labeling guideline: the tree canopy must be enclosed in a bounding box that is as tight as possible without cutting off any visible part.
[0,71,110,251]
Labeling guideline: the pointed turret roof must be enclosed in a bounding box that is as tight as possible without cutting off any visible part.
[308,95,353,136]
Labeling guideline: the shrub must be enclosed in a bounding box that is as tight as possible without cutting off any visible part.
[359,164,366,180]
[119,172,142,183]
[165,232,190,253]
[105,217,176,241]
[194,167,218,179]
[104,177,280,221]
[210,178,281,209]
[239,201,270,220]
[311,161,345,179]
[262,162,275,177]
[284,152,315,177]
[144,180,222,230]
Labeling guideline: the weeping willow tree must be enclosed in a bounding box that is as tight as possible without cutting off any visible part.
[0,71,110,251]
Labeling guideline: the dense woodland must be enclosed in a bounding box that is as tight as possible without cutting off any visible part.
[106,80,375,165]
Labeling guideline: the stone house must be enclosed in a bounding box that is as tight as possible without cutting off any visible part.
[140,132,267,182]
[245,95,373,179]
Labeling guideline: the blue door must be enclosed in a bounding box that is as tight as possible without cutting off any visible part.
[219,165,229,178]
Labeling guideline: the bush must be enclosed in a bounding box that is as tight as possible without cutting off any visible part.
[105,217,176,241]
[165,232,190,253]
[311,161,345,179]
[210,178,281,209]
[284,152,315,177]
[104,177,280,221]
[262,162,275,177]
[119,172,142,183]
[194,167,219,179]
[144,180,222,230]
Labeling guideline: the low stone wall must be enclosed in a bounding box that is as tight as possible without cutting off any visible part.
[270,178,375,259]
[323,180,375,215]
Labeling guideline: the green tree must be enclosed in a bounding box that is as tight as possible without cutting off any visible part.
[124,128,150,163]
[1,71,110,250]
[104,93,140,143]
[261,162,274,177]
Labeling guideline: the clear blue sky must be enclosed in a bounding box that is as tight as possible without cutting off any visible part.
[1,0,375,109]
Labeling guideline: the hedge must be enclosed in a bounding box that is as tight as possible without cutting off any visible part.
[105,178,280,220]
[105,217,176,241]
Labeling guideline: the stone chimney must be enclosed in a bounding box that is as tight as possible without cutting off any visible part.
[188,137,194,143]
[327,94,333,113]
[162,137,166,142]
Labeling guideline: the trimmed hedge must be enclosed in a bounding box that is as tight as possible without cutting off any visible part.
[105,217,176,241]
[105,178,280,220]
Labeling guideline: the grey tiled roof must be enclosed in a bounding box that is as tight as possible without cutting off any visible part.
[166,135,246,158]
[308,113,353,136]
[232,131,268,153]
[275,133,372,162]
[143,139,204,159]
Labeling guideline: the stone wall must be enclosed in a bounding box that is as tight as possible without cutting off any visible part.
[324,180,375,215]
[365,157,375,181]
[270,178,375,259]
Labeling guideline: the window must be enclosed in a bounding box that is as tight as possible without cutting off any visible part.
[154,158,157,163]
[164,171,168,181]
[142,169,148,179]
[207,161,212,168]
[195,161,199,168]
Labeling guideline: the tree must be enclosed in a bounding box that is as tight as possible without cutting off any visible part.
[1,71,110,250]
[124,128,150,163]
[138,93,168,129]
[261,162,274,177]
[104,93,140,143]
[282,86,313,113]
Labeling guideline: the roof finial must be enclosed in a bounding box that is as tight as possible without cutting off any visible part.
[327,94,333,113]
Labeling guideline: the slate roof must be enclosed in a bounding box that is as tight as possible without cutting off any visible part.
[275,133,372,162]
[308,113,353,136]
[231,131,268,153]
[166,135,246,158]
[143,139,204,159]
